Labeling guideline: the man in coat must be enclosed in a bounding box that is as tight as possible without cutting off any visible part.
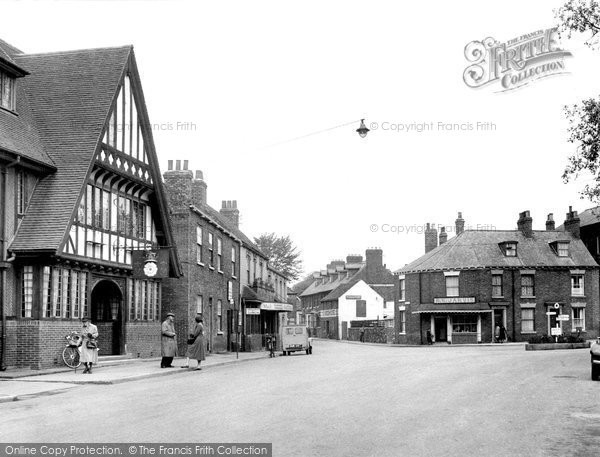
[161,312,177,368]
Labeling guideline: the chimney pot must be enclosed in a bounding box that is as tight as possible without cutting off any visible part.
[439,227,448,245]
[517,209,533,237]
[546,213,555,231]
[425,222,438,253]
[195,170,204,180]
[564,206,581,238]
[176,160,181,171]
[168,160,173,171]
[455,212,465,235]
[183,160,189,170]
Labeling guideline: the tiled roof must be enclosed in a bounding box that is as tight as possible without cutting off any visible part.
[0,40,53,168]
[9,46,131,251]
[191,202,267,259]
[574,206,600,228]
[299,271,354,297]
[396,229,598,274]
[320,269,366,302]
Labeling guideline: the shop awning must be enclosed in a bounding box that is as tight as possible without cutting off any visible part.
[260,302,293,312]
[412,303,492,314]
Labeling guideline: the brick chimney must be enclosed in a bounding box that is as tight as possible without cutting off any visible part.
[455,212,465,235]
[220,200,239,228]
[439,227,448,245]
[517,210,533,238]
[191,170,208,207]
[546,213,555,231]
[346,255,363,264]
[425,223,438,253]
[365,248,384,282]
[163,159,193,209]
[564,206,580,238]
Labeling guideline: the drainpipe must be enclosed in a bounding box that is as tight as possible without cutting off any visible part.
[1,157,20,370]
[511,270,516,341]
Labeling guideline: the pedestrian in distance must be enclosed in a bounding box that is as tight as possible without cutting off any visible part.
[495,324,501,343]
[181,314,205,370]
[359,327,365,343]
[426,330,433,345]
[161,312,177,368]
[79,316,98,374]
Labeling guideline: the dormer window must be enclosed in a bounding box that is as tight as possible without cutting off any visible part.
[0,70,16,112]
[500,241,518,257]
[551,241,570,257]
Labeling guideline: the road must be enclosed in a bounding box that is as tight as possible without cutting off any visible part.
[1,340,599,457]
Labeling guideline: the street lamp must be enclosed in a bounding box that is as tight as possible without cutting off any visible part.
[356,119,370,138]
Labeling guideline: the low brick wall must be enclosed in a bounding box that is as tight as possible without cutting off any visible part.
[243,334,263,352]
[348,327,394,344]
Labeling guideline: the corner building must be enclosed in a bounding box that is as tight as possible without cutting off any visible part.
[395,210,599,344]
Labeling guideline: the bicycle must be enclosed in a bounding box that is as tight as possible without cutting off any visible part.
[62,331,82,369]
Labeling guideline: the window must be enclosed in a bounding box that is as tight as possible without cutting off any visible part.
[521,309,535,332]
[16,171,27,215]
[521,275,535,297]
[208,233,214,267]
[217,238,222,272]
[572,307,585,331]
[196,226,203,264]
[246,254,251,284]
[504,242,517,257]
[217,299,222,331]
[259,261,264,280]
[42,267,88,319]
[231,246,236,276]
[571,274,584,296]
[21,266,33,318]
[128,279,159,321]
[253,257,257,281]
[356,300,366,317]
[0,71,15,111]
[452,314,477,333]
[445,276,459,297]
[399,279,405,301]
[196,295,203,314]
[492,274,503,297]
[557,242,569,257]
[398,310,406,334]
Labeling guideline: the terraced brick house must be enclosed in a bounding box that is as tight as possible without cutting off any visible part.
[0,39,181,369]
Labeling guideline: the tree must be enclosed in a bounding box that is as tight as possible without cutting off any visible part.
[254,233,303,281]
[556,1,600,200]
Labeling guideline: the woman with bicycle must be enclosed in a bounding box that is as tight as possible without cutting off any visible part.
[79,316,99,374]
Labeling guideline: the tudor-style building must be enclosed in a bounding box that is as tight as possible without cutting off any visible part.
[0,39,181,369]
[396,210,599,345]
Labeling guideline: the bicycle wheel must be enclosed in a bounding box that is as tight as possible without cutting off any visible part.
[62,346,81,369]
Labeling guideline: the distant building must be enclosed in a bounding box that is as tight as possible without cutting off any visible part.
[300,249,395,340]
[395,210,599,345]
[0,39,181,369]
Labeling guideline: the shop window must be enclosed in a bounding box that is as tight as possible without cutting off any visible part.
[521,309,535,333]
[452,314,477,333]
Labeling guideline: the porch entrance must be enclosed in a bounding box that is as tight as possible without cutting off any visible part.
[91,280,123,355]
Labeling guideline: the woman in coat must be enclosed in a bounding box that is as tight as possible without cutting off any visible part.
[161,313,178,368]
[182,315,205,370]
[79,316,98,374]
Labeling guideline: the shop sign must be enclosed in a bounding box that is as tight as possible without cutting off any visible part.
[346,295,361,300]
[557,315,570,321]
[434,297,476,304]
[320,309,338,318]
[246,308,261,315]
[551,327,562,336]
[260,302,293,312]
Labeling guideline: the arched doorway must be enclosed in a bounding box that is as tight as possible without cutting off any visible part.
[91,280,123,355]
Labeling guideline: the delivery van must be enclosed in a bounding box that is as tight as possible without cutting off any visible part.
[281,325,313,355]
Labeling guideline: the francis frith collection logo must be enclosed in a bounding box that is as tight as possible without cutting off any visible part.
[463,27,572,91]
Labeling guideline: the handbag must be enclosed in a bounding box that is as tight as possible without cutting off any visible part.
[86,340,98,349]
[187,333,196,345]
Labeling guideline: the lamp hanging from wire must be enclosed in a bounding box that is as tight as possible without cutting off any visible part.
[356,119,370,138]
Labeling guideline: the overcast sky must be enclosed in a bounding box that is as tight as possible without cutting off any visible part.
[3,0,600,279]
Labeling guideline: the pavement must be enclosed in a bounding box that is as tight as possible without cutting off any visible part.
[0,350,270,403]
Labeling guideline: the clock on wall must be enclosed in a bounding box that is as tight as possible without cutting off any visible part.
[143,251,158,277]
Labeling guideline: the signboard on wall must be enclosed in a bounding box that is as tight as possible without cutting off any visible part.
[260,302,293,312]
[319,309,338,318]
[132,249,170,278]
[346,295,361,300]
[434,297,476,304]
[246,308,261,315]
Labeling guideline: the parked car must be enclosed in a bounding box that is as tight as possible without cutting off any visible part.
[591,338,600,381]
[281,325,312,356]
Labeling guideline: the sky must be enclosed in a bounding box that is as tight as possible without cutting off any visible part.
[3,0,600,280]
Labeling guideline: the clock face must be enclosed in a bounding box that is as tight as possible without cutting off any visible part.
[144,262,158,277]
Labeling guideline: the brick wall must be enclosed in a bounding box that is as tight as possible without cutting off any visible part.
[348,326,394,343]
[126,321,161,357]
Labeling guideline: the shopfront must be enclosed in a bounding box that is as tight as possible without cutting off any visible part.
[414,303,493,344]
[243,301,292,351]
